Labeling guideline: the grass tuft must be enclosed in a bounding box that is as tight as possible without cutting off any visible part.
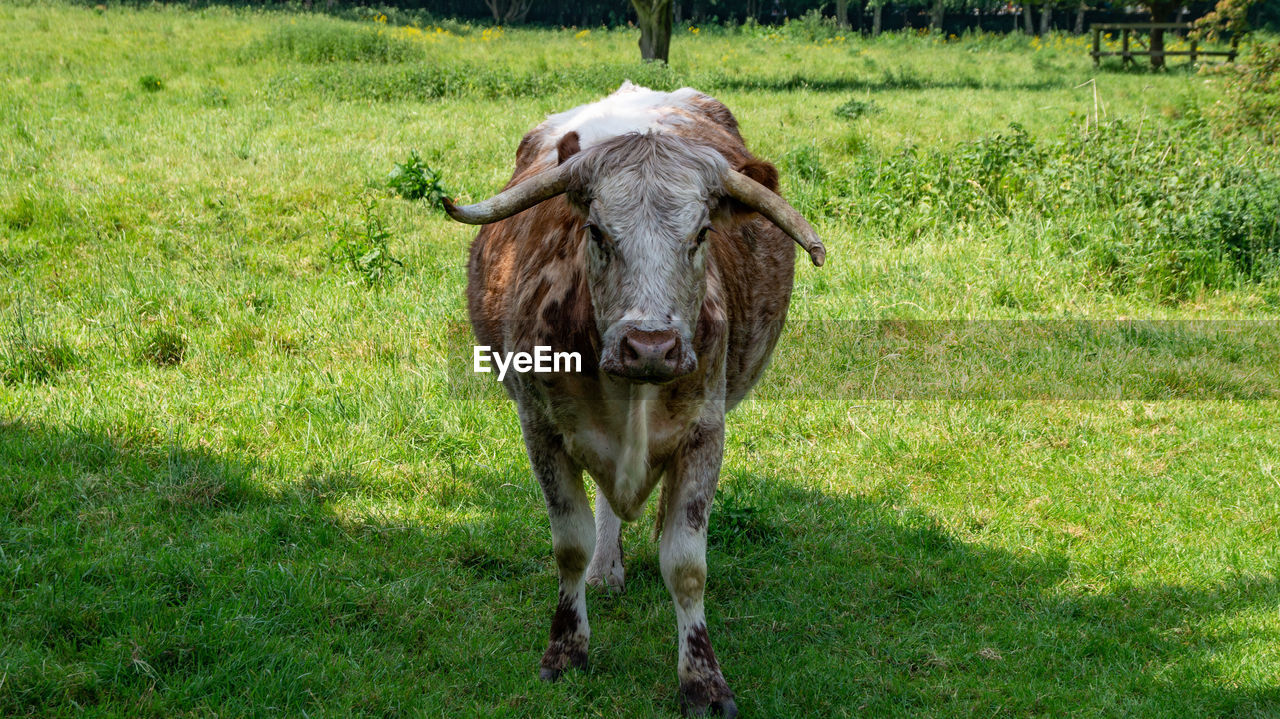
[134,327,188,367]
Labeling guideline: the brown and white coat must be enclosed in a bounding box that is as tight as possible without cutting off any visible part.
[446,82,824,717]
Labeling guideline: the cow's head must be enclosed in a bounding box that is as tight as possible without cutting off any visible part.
[444,131,824,384]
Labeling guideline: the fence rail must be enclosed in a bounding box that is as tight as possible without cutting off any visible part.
[1091,22,1239,66]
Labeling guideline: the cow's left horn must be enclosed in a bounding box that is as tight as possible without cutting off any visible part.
[723,170,826,267]
[442,165,571,225]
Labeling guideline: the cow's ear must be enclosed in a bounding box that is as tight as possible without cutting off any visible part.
[736,157,778,193]
[557,132,581,165]
[719,157,781,226]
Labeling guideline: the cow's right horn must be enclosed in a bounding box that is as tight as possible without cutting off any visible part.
[442,165,571,225]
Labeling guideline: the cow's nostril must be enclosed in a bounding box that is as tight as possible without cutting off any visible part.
[621,338,641,363]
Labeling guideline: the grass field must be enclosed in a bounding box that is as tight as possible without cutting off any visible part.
[2,3,1280,716]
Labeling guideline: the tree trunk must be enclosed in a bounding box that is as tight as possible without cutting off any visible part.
[872,3,883,34]
[631,0,673,63]
[930,0,945,31]
[484,0,532,24]
[1074,1,1086,34]
[836,0,849,28]
[1023,3,1035,34]
[1039,1,1053,35]
[1147,1,1174,69]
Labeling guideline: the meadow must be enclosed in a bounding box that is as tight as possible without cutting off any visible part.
[2,3,1279,716]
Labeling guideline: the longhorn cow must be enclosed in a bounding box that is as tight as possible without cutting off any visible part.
[444,82,825,717]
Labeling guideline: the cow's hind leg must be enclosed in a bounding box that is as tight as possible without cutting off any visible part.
[586,491,625,593]
[661,420,736,718]
[520,409,595,681]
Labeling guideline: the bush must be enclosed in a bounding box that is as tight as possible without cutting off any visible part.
[782,8,843,43]
[828,120,1280,301]
[1209,40,1280,141]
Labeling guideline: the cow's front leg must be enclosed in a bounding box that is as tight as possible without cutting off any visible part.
[520,409,595,681]
[661,420,737,718]
[586,491,625,593]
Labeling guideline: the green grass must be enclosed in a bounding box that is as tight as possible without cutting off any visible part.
[2,4,1279,716]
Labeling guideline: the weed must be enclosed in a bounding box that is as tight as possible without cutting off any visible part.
[200,86,229,108]
[327,199,403,287]
[386,150,448,205]
[709,491,784,549]
[783,144,827,183]
[138,74,164,92]
[834,97,883,120]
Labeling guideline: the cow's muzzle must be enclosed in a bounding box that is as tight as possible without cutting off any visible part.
[601,326,695,383]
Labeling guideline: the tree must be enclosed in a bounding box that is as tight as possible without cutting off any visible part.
[869,0,886,34]
[484,0,533,24]
[836,0,850,27]
[1195,0,1262,39]
[1140,0,1176,68]
[631,0,673,63]
[930,0,945,31]
[1039,0,1056,35]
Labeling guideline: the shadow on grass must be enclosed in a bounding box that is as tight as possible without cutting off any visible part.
[1,419,1276,716]
[269,62,1079,105]
[711,74,1076,93]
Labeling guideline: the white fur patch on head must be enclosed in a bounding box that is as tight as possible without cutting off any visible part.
[538,83,704,162]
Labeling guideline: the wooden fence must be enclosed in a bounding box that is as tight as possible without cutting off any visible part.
[1091,23,1239,66]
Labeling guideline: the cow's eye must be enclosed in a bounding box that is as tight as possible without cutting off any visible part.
[690,227,710,260]
[587,224,606,246]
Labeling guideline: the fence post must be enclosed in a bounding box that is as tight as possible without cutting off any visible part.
[1189,37,1197,65]
[1092,27,1101,66]
[1122,27,1130,65]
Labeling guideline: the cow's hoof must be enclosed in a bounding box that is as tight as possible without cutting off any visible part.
[679,691,738,718]
[585,569,625,594]
[585,557,625,594]
[538,647,587,682]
